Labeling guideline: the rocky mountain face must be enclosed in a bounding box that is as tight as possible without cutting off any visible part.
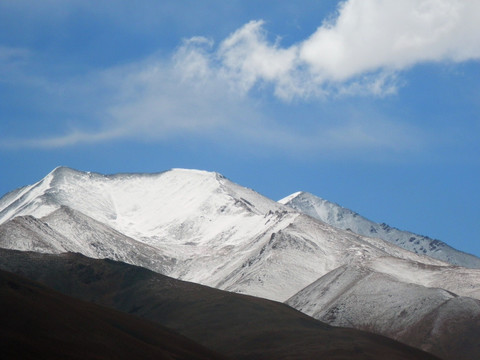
[279,191,480,268]
[1,166,479,360]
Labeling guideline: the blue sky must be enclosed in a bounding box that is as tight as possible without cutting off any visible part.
[1,0,479,257]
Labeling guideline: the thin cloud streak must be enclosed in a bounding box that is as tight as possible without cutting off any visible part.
[0,129,124,149]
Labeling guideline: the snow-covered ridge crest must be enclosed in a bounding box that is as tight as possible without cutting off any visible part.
[0,166,286,231]
[280,191,480,268]
[278,191,303,205]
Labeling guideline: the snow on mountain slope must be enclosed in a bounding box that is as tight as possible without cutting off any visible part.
[279,191,480,268]
[210,211,458,300]
[0,206,174,274]
[0,167,289,241]
[409,297,480,360]
[0,166,458,302]
[0,172,59,222]
[287,264,455,334]
[274,219,480,301]
[286,262,480,360]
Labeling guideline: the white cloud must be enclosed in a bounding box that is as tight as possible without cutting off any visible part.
[130,0,476,102]
[1,44,268,149]
[299,0,480,81]
[102,47,264,141]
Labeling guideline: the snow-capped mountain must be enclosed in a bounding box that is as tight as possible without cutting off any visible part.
[0,166,459,302]
[279,191,480,268]
[2,166,480,360]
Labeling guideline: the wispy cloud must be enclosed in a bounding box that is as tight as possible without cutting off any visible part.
[1,129,123,149]
[2,0,478,155]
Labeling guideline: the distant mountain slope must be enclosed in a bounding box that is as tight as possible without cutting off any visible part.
[0,249,440,360]
[279,191,480,268]
[0,268,228,360]
[286,262,480,360]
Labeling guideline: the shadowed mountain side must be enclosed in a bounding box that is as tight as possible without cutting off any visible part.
[0,249,439,360]
[0,269,228,360]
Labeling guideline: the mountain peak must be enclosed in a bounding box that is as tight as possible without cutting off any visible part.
[44,167,110,188]
[49,165,76,174]
[47,166,88,179]
[170,167,218,176]
[278,191,305,204]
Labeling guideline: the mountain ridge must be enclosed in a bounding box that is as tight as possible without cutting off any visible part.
[279,191,480,268]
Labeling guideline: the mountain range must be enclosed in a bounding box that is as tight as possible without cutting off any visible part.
[1,166,479,359]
